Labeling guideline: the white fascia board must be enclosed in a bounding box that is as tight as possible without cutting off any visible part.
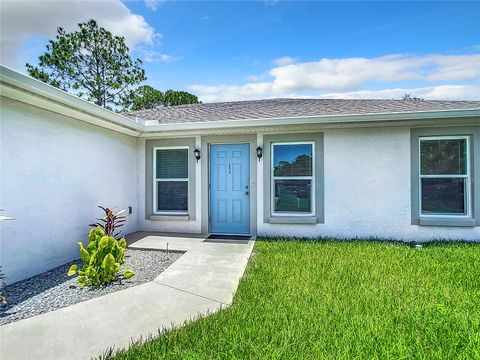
[142,108,480,133]
[0,65,143,136]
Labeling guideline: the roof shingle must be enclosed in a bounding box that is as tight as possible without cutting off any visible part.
[122,98,480,125]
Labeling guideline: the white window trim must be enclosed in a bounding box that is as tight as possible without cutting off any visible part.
[271,141,316,217]
[419,135,471,219]
[153,146,189,216]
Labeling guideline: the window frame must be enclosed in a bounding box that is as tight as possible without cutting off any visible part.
[153,146,190,216]
[270,141,316,217]
[418,135,471,219]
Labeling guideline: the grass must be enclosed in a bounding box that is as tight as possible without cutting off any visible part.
[112,239,480,359]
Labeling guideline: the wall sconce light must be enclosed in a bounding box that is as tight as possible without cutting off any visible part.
[193,148,201,162]
[256,146,263,161]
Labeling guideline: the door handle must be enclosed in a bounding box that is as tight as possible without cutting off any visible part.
[245,191,249,196]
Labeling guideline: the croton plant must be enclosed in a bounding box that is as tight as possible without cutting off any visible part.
[68,206,135,287]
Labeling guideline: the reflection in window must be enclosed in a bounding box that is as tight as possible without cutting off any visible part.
[273,144,313,176]
[272,143,314,215]
[274,180,311,212]
[419,137,469,216]
[421,139,466,175]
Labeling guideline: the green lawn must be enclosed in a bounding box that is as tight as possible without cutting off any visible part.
[112,239,480,359]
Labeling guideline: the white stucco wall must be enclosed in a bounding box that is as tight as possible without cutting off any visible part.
[258,127,479,241]
[137,126,478,242]
[0,98,138,283]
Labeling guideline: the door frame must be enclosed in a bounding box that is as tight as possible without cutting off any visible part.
[201,135,257,236]
[209,143,250,235]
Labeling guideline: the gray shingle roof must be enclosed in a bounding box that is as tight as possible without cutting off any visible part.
[122,98,480,125]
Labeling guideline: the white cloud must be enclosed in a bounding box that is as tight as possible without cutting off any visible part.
[189,53,480,102]
[319,85,480,101]
[144,0,166,11]
[140,48,179,63]
[272,56,296,66]
[268,54,480,93]
[423,55,480,82]
[0,0,160,69]
[189,82,275,102]
[190,83,480,103]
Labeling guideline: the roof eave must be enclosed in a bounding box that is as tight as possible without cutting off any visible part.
[0,65,143,136]
[142,108,480,133]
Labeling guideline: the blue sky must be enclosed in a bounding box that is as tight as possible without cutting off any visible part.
[1,1,479,102]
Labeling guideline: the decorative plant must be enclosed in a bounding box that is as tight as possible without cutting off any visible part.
[90,206,126,238]
[68,227,135,287]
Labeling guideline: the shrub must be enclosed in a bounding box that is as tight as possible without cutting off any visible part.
[67,227,135,287]
[90,206,126,238]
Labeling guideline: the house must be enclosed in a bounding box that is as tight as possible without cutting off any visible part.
[1,65,479,283]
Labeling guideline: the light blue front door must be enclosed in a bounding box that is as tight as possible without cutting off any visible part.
[210,144,250,234]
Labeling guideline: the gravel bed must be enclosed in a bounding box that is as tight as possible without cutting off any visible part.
[0,249,182,326]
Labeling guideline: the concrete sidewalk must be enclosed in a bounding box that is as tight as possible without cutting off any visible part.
[0,233,254,360]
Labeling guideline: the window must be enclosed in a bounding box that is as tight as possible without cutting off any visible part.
[154,147,189,214]
[419,136,470,217]
[271,142,314,216]
[263,133,324,224]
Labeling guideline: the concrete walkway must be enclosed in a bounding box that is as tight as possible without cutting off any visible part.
[0,233,254,360]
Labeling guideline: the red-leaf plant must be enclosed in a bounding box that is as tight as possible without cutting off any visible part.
[90,206,127,239]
